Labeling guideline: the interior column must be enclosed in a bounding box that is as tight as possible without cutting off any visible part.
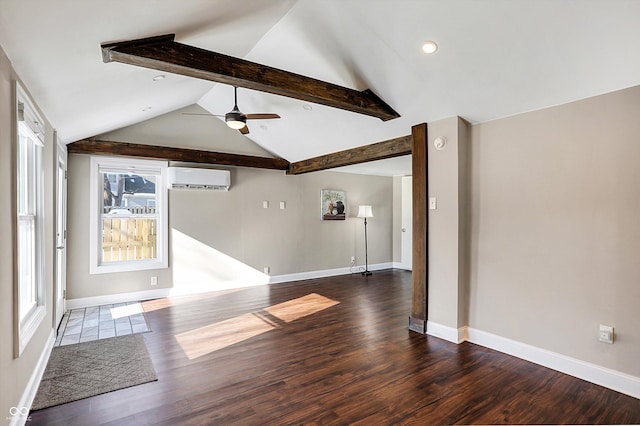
[409,123,428,333]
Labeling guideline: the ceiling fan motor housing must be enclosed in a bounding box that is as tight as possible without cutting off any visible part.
[225,109,247,129]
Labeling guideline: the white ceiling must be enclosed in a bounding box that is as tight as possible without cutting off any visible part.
[1,0,639,176]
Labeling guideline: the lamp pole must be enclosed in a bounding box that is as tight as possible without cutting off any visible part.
[362,216,372,276]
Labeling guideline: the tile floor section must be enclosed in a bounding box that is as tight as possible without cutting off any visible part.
[55,301,150,346]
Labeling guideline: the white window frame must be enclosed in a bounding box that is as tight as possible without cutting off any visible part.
[15,83,46,356]
[89,156,168,274]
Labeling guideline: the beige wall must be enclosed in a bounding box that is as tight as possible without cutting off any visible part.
[469,85,640,377]
[66,153,394,299]
[0,45,56,417]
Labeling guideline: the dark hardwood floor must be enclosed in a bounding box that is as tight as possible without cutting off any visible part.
[30,270,640,425]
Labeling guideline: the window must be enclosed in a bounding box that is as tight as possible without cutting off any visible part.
[90,157,168,274]
[16,84,46,355]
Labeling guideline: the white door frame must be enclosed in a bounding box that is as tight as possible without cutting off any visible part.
[54,137,67,331]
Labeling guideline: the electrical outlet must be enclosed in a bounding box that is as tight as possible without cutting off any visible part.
[599,325,614,344]
[264,266,270,274]
[150,276,158,286]
[350,256,356,264]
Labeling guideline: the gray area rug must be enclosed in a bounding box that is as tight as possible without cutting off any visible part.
[31,333,157,410]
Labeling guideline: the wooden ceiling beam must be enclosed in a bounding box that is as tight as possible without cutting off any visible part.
[287,134,412,175]
[67,139,290,170]
[101,34,400,122]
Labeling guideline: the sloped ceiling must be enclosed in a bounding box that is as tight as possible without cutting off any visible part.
[0,0,296,141]
[1,0,640,175]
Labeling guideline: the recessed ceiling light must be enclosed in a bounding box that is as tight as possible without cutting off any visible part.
[421,41,438,54]
[153,75,166,81]
[302,104,313,111]
[142,106,152,112]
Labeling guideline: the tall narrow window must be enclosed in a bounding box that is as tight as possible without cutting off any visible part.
[16,84,46,355]
[90,157,168,274]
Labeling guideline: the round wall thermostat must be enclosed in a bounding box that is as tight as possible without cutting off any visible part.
[434,136,447,151]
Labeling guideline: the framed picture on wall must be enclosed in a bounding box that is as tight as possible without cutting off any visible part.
[321,189,346,220]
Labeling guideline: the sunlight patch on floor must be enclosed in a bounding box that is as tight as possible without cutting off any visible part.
[266,293,340,323]
[175,293,339,360]
[175,312,277,360]
[110,303,144,319]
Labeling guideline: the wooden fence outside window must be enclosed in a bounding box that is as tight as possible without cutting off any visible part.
[102,217,157,262]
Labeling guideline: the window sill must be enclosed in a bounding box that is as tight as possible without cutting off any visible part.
[90,258,168,275]
[17,306,46,357]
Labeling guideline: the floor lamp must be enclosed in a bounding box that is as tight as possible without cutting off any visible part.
[357,205,373,276]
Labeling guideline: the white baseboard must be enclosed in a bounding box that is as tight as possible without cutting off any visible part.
[11,330,55,426]
[66,288,173,310]
[392,262,412,271]
[67,263,396,309]
[424,323,639,399]
[466,327,640,400]
[269,262,393,284]
[426,321,467,344]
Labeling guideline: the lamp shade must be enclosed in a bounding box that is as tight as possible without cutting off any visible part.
[357,205,373,218]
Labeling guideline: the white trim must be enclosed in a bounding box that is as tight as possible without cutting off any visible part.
[424,323,639,399]
[466,327,640,400]
[15,83,46,357]
[67,263,395,309]
[16,84,45,143]
[18,307,46,355]
[392,261,412,271]
[11,330,55,426]
[89,157,168,275]
[269,262,393,284]
[66,288,173,310]
[426,321,467,344]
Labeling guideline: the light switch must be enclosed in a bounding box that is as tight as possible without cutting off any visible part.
[262,201,269,209]
[429,197,437,210]
[280,201,286,209]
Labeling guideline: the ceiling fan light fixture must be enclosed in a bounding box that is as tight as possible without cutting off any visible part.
[225,86,248,129]
[225,111,246,129]
[226,119,246,130]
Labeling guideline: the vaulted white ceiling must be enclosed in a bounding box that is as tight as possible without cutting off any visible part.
[1,0,639,175]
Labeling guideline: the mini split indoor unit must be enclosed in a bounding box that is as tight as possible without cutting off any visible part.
[167,167,230,190]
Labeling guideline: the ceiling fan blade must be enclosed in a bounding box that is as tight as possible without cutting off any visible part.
[239,126,250,135]
[182,112,225,118]
[245,113,281,120]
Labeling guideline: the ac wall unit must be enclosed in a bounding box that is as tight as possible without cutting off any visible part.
[167,167,230,190]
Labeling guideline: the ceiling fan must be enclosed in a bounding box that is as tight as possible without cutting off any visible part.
[183,86,280,134]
